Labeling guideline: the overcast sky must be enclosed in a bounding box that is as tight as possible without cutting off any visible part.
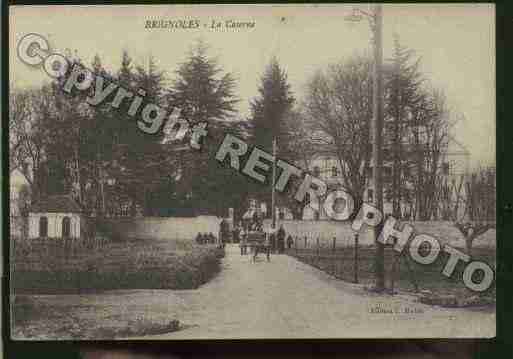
[10,4,495,168]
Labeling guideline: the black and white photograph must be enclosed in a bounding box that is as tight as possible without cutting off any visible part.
[8,4,496,340]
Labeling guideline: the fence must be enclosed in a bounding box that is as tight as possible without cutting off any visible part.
[286,233,378,286]
[285,231,496,296]
[268,220,496,249]
[263,219,375,246]
[287,234,433,293]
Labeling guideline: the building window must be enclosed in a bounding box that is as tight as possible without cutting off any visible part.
[62,217,71,238]
[313,166,320,178]
[39,216,48,238]
[331,166,339,178]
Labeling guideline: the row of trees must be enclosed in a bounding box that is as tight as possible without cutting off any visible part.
[10,41,250,218]
[454,166,496,255]
[248,36,494,223]
[299,37,456,221]
[10,37,494,225]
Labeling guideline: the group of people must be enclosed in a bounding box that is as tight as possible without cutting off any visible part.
[217,212,300,256]
[237,223,296,256]
[271,225,294,253]
[265,225,285,254]
[195,232,217,245]
[195,219,296,252]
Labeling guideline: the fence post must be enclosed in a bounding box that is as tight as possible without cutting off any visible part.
[331,236,336,275]
[316,237,320,266]
[354,233,359,284]
[390,253,397,294]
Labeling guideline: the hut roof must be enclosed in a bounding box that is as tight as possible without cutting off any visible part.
[30,195,82,213]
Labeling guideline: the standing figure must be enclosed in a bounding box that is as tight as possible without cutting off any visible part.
[207,232,216,244]
[277,225,286,254]
[270,232,276,253]
[240,228,247,255]
[264,231,271,261]
[233,223,240,244]
[195,232,203,245]
[219,218,229,243]
[287,234,294,250]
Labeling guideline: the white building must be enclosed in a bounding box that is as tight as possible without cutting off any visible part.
[28,195,83,239]
[300,138,470,221]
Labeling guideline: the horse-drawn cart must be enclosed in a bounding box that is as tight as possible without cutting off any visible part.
[246,231,270,262]
[241,200,272,262]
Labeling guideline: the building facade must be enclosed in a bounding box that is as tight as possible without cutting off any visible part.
[28,195,83,239]
[299,138,470,221]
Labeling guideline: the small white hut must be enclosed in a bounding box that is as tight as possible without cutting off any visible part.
[28,195,82,239]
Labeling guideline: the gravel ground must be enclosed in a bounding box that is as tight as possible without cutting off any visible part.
[145,244,495,339]
[12,244,495,340]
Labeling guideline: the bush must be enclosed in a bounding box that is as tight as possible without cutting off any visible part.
[13,237,225,293]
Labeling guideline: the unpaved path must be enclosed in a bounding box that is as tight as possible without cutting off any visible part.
[13,244,494,339]
[145,244,494,339]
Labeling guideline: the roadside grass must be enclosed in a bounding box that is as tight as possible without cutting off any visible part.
[288,246,496,302]
[11,237,224,339]
[11,293,183,339]
[12,237,225,294]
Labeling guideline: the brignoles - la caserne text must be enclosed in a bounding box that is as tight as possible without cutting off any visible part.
[145,19,200,29]
[225,19,255,28]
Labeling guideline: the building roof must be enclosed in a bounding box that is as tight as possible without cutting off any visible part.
[30,195,82,213]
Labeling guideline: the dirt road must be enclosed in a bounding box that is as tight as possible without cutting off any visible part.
[13,244,494,339]
[146,244,495,339]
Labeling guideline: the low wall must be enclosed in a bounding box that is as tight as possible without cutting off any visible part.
[263,219,375,247]
[263,219,496,249]
[104,216,222,241]
[102,217,496,249]
[410,221,496,249]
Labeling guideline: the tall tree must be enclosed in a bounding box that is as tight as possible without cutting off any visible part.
[304,55,373,206]
[249,57,295,215]
[404,88,451,220]
[280,109,317,219]
[166,40,241,216]
[384,36,424,218]
[250,57,295,154]
[454,167,495,255]
[112,53,169,216]
[168,40,237,125]
[9,88,42,192]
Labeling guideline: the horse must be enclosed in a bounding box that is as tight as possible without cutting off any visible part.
[250,232,271,262]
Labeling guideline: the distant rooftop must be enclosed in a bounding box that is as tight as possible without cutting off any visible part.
[30,195,82,213]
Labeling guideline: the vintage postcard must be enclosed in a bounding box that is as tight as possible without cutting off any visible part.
[9,4,495,339]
